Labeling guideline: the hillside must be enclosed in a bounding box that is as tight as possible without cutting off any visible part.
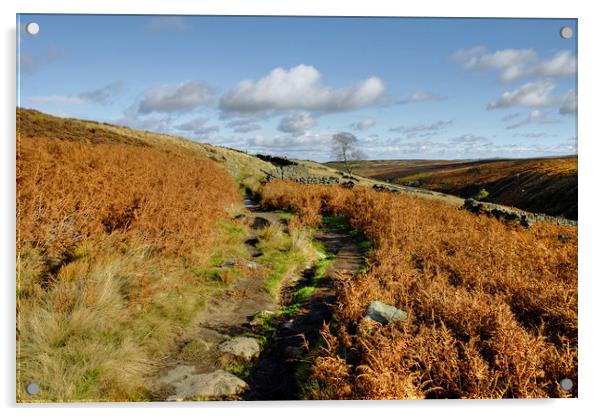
[327,157,578,220]
[16,108,320,401]
[16,109,577,401]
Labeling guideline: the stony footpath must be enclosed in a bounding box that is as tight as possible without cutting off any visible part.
[148,200,282,401]
[245,224,364,400]
[146,196,361,401]
[147,195,409,401]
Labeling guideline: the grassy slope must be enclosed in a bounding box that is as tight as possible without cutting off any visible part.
[15,108,302,402]
[328,157,578,219]
[18,108,274,193]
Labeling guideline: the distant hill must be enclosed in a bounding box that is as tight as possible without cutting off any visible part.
[327,157,578,220]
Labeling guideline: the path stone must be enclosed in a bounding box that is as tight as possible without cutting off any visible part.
[245,236,259,246]
[363,300,407,324]
[166,369,248,401]
[220,258,259,269]
[156,365,196,386]
[251,216,271,230]
[218,336,261,360]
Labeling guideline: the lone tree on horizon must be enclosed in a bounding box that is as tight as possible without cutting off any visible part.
[331,132,367,174]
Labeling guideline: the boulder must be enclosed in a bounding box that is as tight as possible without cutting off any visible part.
[363,301,407,325]
[166,369,248,401]
[251,216,271,230]
[218,336,261,360]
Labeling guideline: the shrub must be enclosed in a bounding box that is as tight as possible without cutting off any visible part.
[261,180,577,399]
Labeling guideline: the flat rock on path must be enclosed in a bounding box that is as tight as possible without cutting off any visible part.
[218,337,261,360]
[156,366,248,401]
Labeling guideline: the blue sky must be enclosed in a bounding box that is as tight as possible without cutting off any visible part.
[17,15,577,161]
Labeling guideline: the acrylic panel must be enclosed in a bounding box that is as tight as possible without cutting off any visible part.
[16,14,577,402]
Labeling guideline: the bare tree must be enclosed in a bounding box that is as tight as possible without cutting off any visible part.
[331,132,367,174]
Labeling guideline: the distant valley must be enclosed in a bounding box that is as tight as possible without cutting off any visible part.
[328,157,578,220]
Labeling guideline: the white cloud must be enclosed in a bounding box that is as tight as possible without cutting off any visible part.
[488,81,578,115]
[225,118,263,133]
[505,110,559,129]
[78,81,124,105]
[451,47,576,82]
[219,64,385,114]
[450,134,491,145]
[138,81,214,114]
[116,114,171,133]
[512,132,554,139]
[251,132,327,148]
[26,81,124,106]
[396,91,444,105]
[349,118,376,131]
[145,17,190,32]
[531,51,577,79]
[174,116,219,138]
[449,46,488,64]
[20,47,63,74]
[487,80,558,109]
[559,90,577,115]
[277,112,316,134]
[389,120,452,138]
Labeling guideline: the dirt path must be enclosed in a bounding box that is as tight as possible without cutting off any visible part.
[148,196,363,401]
[245,226,363,400]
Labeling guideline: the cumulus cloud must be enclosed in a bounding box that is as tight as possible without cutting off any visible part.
[116,112,171,133]
[389,120,452,138]
[78,81,124,105]
[487,80,558,109]
[505,110,559,129]
[174,116,219,138]
[277,112,316,134]
[349,118,376,131]
[138,81,214,114]
[559,90,577,115]
[450,134,491,145]
[451,47,538,82]
[219,64,385,114]
[530,51,577,79]
[396,91,444,105]
[145,16,190,32]
[488,81,578,115]
[225,118,263,133]
[20,47,63,74]
[26,81,124,106]
[363,137,576,160]
[451,47,576,82]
